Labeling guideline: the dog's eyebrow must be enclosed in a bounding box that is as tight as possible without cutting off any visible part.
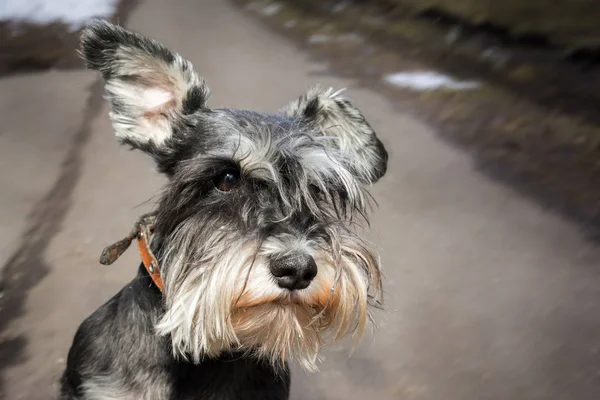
[240,163,279,183]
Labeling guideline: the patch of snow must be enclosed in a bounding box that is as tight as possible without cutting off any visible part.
[332,3,348,13]
[0,0,118,31]
[308,34,332,44]
[337,33,364,43]
[283,19,297,29]
[445,26,462,45]
[261,3,283,16]
[383,71,480,91]
[481,47,510,68]
[308,33,364,45]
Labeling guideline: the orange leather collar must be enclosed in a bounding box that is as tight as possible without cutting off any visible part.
[99,212,164,293]
[135,222,164,293]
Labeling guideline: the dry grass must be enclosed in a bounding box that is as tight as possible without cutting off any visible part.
[354,0,600,50]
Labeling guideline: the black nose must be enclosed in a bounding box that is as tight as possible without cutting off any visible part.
[269,254,318,291]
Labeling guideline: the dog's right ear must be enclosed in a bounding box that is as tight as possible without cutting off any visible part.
[281,87,388,185]
[80,20,209,163]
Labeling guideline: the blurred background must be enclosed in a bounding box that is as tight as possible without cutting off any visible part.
[2,0,600,399]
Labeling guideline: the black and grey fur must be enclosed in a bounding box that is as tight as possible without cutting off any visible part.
[61,20,388,400]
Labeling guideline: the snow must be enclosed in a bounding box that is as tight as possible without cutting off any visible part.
[308,32,364,45]
[0,0,118,31]
[308,34,331,44]
[261,3,283,16]
[383,71,480,91]
[283,20,297,29]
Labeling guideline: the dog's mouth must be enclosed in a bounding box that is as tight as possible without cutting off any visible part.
[233,291,322,310]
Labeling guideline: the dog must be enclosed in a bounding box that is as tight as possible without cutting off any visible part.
[60,20,388,400]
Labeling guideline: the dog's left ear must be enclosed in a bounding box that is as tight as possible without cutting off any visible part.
[80,20,209,166]
[281,87,388,184]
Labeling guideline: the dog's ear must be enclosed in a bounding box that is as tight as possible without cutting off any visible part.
[281,86,388,184]
[80,20,209,157]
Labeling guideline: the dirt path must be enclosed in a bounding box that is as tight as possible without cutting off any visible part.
[1,0,600,399]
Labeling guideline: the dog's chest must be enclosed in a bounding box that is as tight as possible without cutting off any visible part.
[80,369,289,400]
[80,376,171,400]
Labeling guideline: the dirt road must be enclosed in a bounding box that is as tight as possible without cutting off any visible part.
[1,0,600,399]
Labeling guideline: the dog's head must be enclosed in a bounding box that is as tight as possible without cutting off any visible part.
[81,21,388,370]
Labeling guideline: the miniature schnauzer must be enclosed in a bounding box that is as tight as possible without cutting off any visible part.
[60,20,388,400]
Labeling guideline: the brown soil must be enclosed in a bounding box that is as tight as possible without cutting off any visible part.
[234,0,600,238]
[357,0,600,51]
[0,21,84,77]
[0,0,138,78]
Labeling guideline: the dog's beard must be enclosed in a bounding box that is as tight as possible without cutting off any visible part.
[155,223,382,371]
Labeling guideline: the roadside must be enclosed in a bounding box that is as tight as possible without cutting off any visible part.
[234,0,600,239]
[0,0,138,301]
[0,0,137,77]
[0,1,140,398]
[343,0,600,55]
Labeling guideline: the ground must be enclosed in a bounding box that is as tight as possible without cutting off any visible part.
[1,0,600,399]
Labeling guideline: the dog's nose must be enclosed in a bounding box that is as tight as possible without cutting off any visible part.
[269,254,318,291]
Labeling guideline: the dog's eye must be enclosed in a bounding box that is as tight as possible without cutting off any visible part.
[214,170,240,192]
